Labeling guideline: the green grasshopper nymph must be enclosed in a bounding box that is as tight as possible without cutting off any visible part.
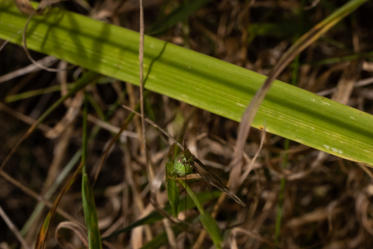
[166,143,246,209]
[120,105,246,207]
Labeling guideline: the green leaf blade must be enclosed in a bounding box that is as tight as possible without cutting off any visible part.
[1,0,372,165]
[82,171,103,249]
[179,180,222,249]
[199,213,222,249]
[166,177,179,217]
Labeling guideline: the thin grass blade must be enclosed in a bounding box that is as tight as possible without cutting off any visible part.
[103,191,220,240]
[81,95,103,249]
[179,180,222,249]
[35,161,84,249]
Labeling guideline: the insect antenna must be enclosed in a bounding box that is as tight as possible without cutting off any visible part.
[121,105,184,149]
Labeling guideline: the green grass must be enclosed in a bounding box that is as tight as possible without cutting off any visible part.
[81,95,103,249]
[0,0,373,166]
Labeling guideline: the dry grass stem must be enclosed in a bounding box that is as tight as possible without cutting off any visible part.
[0,205,31,249]
[0,56,58,83]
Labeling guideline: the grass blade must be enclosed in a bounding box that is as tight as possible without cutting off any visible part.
[21,151,81,235]
[103,191,219,240]
[81,95,103,249]
[140,225,184,249]
[179,180,222,249]
[81,171,102,249]
[35,161,84,249]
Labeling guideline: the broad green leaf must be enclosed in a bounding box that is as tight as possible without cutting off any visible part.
[1,0,373,166]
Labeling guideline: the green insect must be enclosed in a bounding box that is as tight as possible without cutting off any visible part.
[166,144,192,217]
[166,144,194,178]
[166,143,245,217]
